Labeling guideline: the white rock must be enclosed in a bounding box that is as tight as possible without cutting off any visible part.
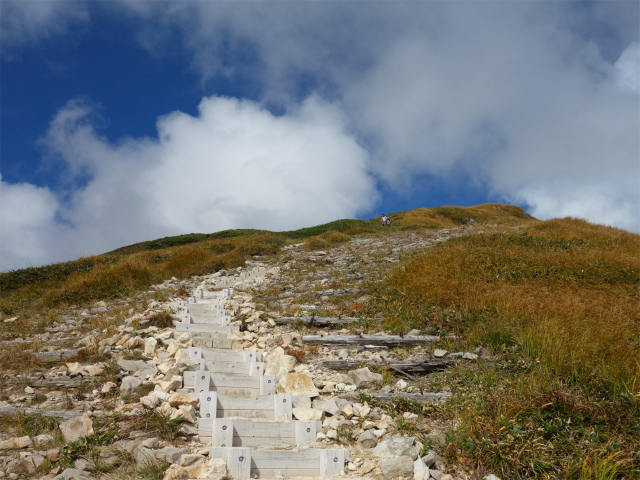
[433,349,447,358]
[144,338,158,355]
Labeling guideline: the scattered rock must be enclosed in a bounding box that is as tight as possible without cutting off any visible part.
[163,457,227,480]
[347,367,383,387]
[0,436,31,450]
[357,430,378,448]
[276,372,319,397]
[120,376,143,393]
[59,414,94,443]
[372,436,419,459]
[380,456,414,479]
[292,407,324,421]
[169,392,199,408]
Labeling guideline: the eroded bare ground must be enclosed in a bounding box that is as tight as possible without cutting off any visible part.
[0,226,506,480]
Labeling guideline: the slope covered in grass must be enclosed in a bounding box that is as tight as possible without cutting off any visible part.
[369,217,640,477]
[0,204,531,319]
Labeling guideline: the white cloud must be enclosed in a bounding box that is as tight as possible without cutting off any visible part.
[0,96,377,271]
[113,2,639,233]
[615,42,639,93]
[0,0,89,52]
[0,175,63,270]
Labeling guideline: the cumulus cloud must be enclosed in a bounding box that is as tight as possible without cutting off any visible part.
[0,96,377,271]
[113,1,638,233]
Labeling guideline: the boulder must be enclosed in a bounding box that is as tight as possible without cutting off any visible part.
[159,377,182,393]
[380,456,414,479]
[60,468,96,480]
[154,447,191,464]
[145,337,158,355]
[276,372,319,397]
[118,359,157,377]
[292,407,324,421]
[169,392,199,408]
[264,352,296,376]
[421,450,444,469]
[59,414,94,443]
[347,367,383,387]
[312,397,340,416]
[414,458,430,480]
[357,430,378,448]
[0,436,31,450]
[372,436,419,459]
[120,376,143,393]
[163,457,227,480]
[32,434,55,449]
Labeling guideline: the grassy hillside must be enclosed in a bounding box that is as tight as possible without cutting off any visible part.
[0,204,531,320]
[368,217,640,478]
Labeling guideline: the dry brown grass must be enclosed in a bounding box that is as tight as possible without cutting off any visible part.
[388,203,534,230]
[371,217,640,477]
[302,236,330,250]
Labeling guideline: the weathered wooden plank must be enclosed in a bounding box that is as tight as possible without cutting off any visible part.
[192,336,233,349]
[337,392,451,403]
[0,407,81,420]
[14,376,94,387]
[176,323,237,333]
[303,334,443,347]
[317,359,454,373]
[275,317,358,326]
[32,349,82,361]
[200,349,262,362]
[202,361,265,376]
[252,467,320,478]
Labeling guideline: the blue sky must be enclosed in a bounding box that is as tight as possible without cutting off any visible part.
[1,1,638,271]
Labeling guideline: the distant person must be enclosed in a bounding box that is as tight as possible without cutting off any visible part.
[386,217,391,227]
[381,215,388,227]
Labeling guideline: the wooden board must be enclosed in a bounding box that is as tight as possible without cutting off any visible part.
[303,334,443,346]
[200,349,262,362]
[275,317,358,326]
[0,407,81,420]
[337,391,451,403]
[176,323,237,333]
[318,358,454,373]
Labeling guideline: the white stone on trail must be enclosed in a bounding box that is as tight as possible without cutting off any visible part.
[433,349,448,357]
[276,372,319,397]
[59,414,94,443]
[0,436,31,450]
[292,406,325,421]
[347,367,383,387]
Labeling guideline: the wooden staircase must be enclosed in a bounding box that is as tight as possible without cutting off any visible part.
[173,287,349,478]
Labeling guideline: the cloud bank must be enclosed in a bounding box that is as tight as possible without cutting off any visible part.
[0,96,376,271]
[1,1,638,270]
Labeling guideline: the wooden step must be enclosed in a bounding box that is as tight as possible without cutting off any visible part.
[192,335,233,349]
[178,312,233,326]
[210,447,348,478]
[198,392,295,422]
[184,371,277,396]
[194,288,233,300]
[185,349,266,375]
[204,418,321,447]
[176,322,238,334]
[186,347,263,363]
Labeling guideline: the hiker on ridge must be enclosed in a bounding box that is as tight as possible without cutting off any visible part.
[381,214,388,227]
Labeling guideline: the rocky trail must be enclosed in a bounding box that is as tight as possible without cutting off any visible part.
[0,227,504,480]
